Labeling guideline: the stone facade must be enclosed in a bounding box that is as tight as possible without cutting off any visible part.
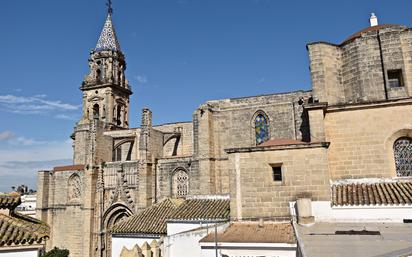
[227,143,330,219]
[36,12,412,257]
[308,25,412,105]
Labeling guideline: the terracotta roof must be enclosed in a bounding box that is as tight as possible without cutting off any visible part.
[53,164,84,172]
[111,198,183,235]
[332,181,412,206]
[0,193,21,210]
[200,222,296,244]
[258,138,307,147]
[0,212,49,246]
[112,198,230,235]
[341,24,402,45]
[169,198,230,221]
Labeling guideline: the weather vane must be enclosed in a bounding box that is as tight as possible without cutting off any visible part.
[106,0,113,14]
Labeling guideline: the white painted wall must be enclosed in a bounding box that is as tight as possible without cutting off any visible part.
[16,194,37,218]
[164,222,230,257]
[0,250,38,257]
[111,236,159,257]
[167,222,217,236]
[293,201,412,222]
[200,242,297,257]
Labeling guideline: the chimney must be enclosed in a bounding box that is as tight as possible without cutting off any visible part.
[370,13,378,27]
[296,198,315,226]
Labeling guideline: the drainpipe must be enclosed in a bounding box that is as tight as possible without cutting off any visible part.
[154,158,158,203]
[377,30,389,100]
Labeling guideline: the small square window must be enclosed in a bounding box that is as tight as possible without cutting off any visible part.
[387,69,403,88]
[272,166,283,182]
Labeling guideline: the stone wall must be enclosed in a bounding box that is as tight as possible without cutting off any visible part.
[227,144,330,219]
[154,122,193,158]
[325,100,412,179]
[308,25,412,105]
[155,157,192,201]
[193,91,312,195]
[37,169,87,257]
[307,43,344,104]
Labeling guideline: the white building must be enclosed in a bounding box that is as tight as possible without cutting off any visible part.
[16,194,36,218]
[110,196,230,257]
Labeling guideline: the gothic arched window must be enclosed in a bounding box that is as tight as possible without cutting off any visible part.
[255,113,269,145]
[172,169,189,198]
[68,174,82,202]
[394,137,412,177]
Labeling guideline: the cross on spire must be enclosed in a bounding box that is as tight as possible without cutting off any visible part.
[106,0,113,15]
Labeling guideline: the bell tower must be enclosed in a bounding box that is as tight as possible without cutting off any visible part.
[80,8,132,128]
[73,5,132,165]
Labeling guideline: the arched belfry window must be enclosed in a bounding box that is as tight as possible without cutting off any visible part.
[254,112,269,145]
[93,104,100,119]
[68,174,82,202]
[172,169,189,198]
[394,137,412,177]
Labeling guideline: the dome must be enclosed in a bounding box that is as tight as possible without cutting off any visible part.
[341,24,404,45]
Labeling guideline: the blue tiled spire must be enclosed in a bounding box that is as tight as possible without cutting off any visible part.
[95,13,121,52]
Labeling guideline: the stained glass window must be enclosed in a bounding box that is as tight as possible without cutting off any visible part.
[255,114,269,145]
[394,137,412,177]
[173,170,189,197]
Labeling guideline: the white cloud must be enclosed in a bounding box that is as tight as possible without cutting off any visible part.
[0,139,72,162]
[11,137,47,146]
[0,94,80,115]
[0,131,14,141]
[0,138,73,192]
[55,114,77,120]
[0,159,72,192]
[134,75,148,84]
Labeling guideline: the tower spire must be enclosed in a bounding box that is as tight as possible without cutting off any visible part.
[95,2,121,52]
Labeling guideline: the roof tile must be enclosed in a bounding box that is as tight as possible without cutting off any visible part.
[332,181,412,207]
[112,198,230,235]
[200,222,296,244]
[0,212,49,246]
[0,193,21,210]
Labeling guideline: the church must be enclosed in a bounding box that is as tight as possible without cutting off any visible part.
[35,5,412,257]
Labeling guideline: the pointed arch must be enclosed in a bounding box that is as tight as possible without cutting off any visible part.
[113,139,135,161]
[252,110,270,145]
[171,167,189,198]
[102,203,133,257]
[67,173,82,202]
[103,203,133,231]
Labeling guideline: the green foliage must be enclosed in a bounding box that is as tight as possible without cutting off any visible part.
[42,247,69,257]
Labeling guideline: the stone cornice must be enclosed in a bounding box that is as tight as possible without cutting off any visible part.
[80,83,132,95]
[225,142,329,154]
[326,97,412,113]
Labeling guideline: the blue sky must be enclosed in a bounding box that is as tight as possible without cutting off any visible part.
[1,0,411,192]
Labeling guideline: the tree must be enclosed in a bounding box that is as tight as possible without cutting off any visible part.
[42,247,69,257]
